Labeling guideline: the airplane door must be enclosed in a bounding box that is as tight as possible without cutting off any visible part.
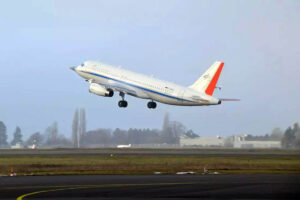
[164,87,174,96]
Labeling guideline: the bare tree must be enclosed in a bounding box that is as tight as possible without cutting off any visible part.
[162,112,170,133]
[79,108,86,144]
[45,122,59,146]
[161,112,174,144]
[72,108,87,148]
[270,127,283,140]
[26,132,43,147]
[72,109,79,148]
[0,121,7,147]
[169,121,185,144]
[11,126,23,145]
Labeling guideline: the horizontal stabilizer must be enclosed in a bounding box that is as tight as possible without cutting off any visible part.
[219,98,240,101]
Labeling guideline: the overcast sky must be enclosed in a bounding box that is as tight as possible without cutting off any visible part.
[0,0,299,139]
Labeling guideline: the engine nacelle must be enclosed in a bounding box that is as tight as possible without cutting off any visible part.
[89,83,114,97]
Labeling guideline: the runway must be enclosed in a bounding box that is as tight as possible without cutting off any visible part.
[1,174,300,200]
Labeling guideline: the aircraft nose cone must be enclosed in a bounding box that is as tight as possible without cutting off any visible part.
[70,66,77,71]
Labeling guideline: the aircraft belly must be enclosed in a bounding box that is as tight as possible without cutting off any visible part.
[134,88,150,99]
[149,93,203,106]
[150,94,182,105]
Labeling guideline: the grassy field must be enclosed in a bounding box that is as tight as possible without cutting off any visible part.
[0,148,300,175]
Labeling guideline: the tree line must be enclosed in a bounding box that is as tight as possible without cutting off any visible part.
[0,121,72,148]
[243,123,300,148]
[281,123,300,148]
[78,112,198,147]
[1,110,299,148]
[0,110,197,148]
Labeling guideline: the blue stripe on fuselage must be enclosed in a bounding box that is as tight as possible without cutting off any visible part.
[81,70,194,102]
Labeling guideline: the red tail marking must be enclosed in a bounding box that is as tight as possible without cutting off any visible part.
[205,62,224,96]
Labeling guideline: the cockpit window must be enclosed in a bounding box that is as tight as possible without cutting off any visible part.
[80,63,84,67]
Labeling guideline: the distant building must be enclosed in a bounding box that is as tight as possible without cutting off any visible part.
[180,136,225,147]
[10,143,24,149]
[233,136,281,149]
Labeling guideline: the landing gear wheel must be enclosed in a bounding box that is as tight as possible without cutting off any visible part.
[147,101,157,109]
[152,102,157,109]
[118,100,128,108]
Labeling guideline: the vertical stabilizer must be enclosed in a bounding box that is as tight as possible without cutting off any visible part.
[189,62,224,96]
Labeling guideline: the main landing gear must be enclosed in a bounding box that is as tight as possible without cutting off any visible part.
[118,92,157,109]
[118,92,128,108]
[147,101,157,109]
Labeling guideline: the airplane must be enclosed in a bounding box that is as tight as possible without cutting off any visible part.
[71,61,238,109]
[117,144,132,148]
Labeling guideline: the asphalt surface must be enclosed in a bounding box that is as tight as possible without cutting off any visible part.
[1,174,300,200]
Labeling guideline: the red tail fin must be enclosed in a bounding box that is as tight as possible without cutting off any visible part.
[205,62,224,96]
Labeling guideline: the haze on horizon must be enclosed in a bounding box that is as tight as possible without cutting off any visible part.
[0,0,299,139]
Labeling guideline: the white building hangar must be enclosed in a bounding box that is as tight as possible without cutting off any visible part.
[180,136,225,147]
[233,136,281,149]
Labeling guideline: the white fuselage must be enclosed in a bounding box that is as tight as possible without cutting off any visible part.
[73,61,220,106]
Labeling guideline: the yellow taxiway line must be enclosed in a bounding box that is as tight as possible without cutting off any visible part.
[16,182,195,200]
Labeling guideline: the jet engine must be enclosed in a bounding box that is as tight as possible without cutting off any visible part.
[89,83,114,97]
